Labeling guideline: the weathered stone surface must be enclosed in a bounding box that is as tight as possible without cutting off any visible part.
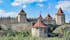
[11,23,32,32]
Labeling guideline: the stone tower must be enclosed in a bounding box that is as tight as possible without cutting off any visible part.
[32,15,48,37]
[17,9,27,23]
[38,14,42,20]
[45,14,52,20]
[44,14,56,25]
[55,8,65,25]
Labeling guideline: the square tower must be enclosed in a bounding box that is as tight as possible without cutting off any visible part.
[17,9,27,23]
[55,8,65,25]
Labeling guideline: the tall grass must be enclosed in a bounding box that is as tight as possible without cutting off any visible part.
[0,30,70,40]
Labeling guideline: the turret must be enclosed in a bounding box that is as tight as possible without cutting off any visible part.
[55,8,65,25]
[19,9,26,15]
[32,15,48,37]
[17,9,27,23]
[34,14,46,28]
[38,14,42,20]
[45,14,52,20]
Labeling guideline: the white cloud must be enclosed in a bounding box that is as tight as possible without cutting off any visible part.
[11,0,47,6]
[5,12,18,17]
[0,9,18,17]
[0,0,3,3]
[0,10,5,13]
[56,1,70,11]
[12,2,22,6]
[37,3,44,7]
[22,5,27,8]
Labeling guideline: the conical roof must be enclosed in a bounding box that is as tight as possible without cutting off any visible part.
[33,19,47,28]
[38,14,42,20]
[33,15,47,28]
[19,9,26,15]
[57,8,64,15]
[45,14,52,20]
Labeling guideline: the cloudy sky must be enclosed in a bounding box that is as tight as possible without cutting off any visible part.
[0,0,70,22]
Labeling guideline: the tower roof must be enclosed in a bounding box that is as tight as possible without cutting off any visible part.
[45,14,52,20]
[38,14,42,20]
[33,14,47,28]
[33,18,47,28]
[19,9,26,15]
[57,8,64,15]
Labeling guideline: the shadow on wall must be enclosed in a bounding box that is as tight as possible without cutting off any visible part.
[0,25,8,30]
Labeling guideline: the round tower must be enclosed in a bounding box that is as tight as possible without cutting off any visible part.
[32,15,48,37]
[55,8,65,25]
[17,9,27,23]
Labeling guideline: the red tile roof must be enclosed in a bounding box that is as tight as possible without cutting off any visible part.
[57,8,64,15]
[33,14,47,28]
[33,19,47,28]
[45,14,52,20]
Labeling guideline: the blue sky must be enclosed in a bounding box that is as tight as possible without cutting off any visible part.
[0,0,70,22]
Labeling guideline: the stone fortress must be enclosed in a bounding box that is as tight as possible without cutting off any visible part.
[0,7,65,37]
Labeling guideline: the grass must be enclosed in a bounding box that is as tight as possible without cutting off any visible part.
[0,30,70,40]
[0,36,67,40]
